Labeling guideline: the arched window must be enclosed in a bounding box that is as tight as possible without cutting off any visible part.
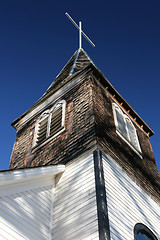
[112,103,141,154]
[33,100,66,149]
[134,223,158,240]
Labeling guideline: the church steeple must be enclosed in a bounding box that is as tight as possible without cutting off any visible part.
[8,46,160,239]
[10,47,159,202]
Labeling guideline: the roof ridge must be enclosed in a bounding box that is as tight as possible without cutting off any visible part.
[44,48,95,95]
[69,48,81,76]
[55,49,78,79]
[80,48,96,68]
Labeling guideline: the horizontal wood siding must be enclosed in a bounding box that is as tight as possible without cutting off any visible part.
[0,183,53,240]
[52,153,99,240]
[102,155,160,240]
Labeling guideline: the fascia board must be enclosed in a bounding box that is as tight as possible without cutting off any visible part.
[91,66,154,137]
[0,165,65,187]
[12,68,91,131]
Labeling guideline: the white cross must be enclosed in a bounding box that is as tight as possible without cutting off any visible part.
[65,12,95,49]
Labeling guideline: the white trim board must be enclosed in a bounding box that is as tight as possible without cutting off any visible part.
[13,69,91,131]
[0,165,65,187]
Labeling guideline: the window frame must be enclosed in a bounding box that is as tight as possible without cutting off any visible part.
[134,223,158,240]
[112,103,142,157]
[32,100,66,151]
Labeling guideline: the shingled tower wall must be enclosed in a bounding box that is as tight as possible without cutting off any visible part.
[9,48,160,200]
[10,75,96,169]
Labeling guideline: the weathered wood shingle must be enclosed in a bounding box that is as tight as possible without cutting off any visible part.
[45,49,92,95]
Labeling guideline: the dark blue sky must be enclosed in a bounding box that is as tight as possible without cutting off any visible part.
[0,0,160,173]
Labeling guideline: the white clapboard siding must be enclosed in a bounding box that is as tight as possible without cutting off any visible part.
[52,153,99,240]
[0,184,53,240]
[102,154,160,240]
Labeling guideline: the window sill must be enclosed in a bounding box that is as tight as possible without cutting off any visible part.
[32,127,65,153]
[116,130,142,159]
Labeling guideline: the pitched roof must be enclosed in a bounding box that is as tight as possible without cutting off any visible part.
[11,48,154,138]
[45,48,94,94]
[44,47,154,137]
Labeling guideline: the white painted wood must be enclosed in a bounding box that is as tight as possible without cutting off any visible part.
[0,197,49,231]
[0,165,65,187]
[102,154,160,240]
[0,220,29,240]
[0,164,65,240]
[54,218,98,240]
[0,178,53,197]
[49,184,55,240]
[0,185,53,239]
[52,153,99,240]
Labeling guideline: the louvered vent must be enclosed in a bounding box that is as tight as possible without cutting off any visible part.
[36,116,48,145]
[50,106,62,136]
[33,100,65,149]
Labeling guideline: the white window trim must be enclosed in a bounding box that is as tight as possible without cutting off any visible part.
[32,100,66,151]
[112,103,142,157]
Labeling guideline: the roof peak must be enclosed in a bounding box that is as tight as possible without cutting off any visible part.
[56,48,94,77]
[45,48,96,94]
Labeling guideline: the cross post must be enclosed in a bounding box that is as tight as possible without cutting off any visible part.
[65,12,95,49]
[79,21,82,49]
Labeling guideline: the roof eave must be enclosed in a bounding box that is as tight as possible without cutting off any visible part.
[11,61,154,137]
[90,64,154,137]
[11,66,92,130]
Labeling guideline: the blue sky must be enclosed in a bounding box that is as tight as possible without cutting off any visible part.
[0,0,160,173]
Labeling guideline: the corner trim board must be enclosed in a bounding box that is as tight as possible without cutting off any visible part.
[93,150,110,240]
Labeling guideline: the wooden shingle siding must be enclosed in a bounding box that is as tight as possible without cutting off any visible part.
[102,154,160,240]
[92,78,160,201]
[10,78,95,170]
[46,49,91,95]
[0,184,53,240]
[52,153,99,240]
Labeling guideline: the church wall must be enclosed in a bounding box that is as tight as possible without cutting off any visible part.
[0,177,54,240]
[52,152,99,240]
[102,154,160,240]
[9,77,96,169]
[92,77,160,201]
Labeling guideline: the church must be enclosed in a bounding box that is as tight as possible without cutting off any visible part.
[0,17,160,240]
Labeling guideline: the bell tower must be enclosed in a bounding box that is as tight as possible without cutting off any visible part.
[9,46,160,239]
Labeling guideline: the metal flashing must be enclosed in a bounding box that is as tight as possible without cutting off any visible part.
[69,48,80,75]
